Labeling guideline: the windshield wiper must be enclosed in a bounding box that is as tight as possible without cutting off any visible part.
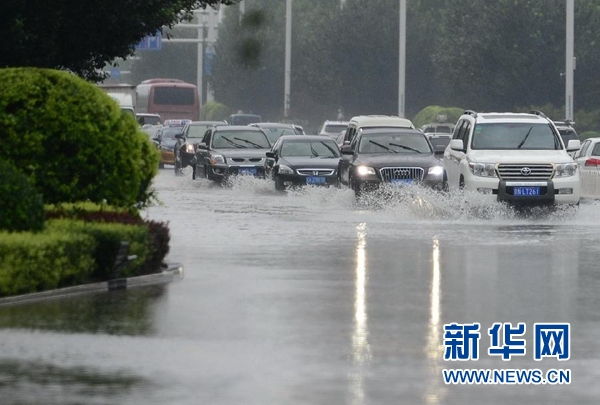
[517,126,534,149]
[368,140,397,153]
[389,142,422,154]
[234,137,265,149]
[319,141,338,157]
[220,136,245,148]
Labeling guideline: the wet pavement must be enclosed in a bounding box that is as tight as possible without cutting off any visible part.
[1,168,599,404]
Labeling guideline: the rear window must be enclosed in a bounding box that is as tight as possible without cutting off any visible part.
[153,87,195,105]
[323,124,348,133]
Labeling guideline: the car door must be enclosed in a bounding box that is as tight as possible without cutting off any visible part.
[339,133,361,184]
[444,119,468,189]
[574,139,592,169]
[196,129,213,171]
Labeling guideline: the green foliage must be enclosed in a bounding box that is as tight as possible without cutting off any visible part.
[0,230,96,296]
[579,131,600,141]
[200,101,231,121]
[0,68,159,208]
[46,220,150,280]
[0,160,45,232]
[1,1,237,81]
[412,106,464,128]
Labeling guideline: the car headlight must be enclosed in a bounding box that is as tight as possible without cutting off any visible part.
[468,162,497,177]
[428,165,444,176]
[278,165,294,175]
[185,144,195,153]
[209,155,225,165]
[356,166,376,176]
[554,163,577,177]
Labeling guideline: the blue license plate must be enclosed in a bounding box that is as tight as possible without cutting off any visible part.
[513,186,540,196]
[307,176,326,185]
[392,179,413,186]
[238,168,257,176]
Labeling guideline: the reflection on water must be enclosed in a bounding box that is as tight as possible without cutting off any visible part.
[0,286,167,336]
[425,238,445,404]
[349,222,371,405]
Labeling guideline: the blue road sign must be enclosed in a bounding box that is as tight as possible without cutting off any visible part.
[136,32,162,51]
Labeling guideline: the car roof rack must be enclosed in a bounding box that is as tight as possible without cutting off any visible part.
[529,110,548,118]
[463,110,478,118]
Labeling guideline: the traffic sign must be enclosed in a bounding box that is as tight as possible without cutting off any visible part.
[136,32,162,51]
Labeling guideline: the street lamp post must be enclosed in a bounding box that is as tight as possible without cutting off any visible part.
[565,0,574,121]
[398,0,406,118]
[284,0,292,118]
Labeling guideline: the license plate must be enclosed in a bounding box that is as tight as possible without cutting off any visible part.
[392,179,413,186]
[513,186,540,196]
[239,168,257,176]
[307,176,326,185]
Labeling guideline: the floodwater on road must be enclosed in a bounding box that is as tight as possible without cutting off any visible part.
[1,168,599,404]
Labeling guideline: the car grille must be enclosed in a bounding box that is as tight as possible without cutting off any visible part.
[228,157,264,164]
[379,167,424,182]
[297,169,335,176]
[496,164,554,180]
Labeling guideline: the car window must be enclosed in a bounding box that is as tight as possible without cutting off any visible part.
[591,142,600,157]
[471,123,560,150]
[187,125,214,138]
[201,129,212,145]
[262,127,298,143]
[452,120,465,140]
[280,140,339,157]
[358,133,432,154]
[576,140,591,158]
[212,130,270,149]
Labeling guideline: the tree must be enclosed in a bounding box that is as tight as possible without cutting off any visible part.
[0,0,238,82]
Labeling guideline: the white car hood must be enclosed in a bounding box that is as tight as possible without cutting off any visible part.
[467,149,572,164]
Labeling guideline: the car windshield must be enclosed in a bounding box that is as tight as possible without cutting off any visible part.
[324,124,348,133]
[358,133,432,154]
[187,125,214,138]
[429,136,451,149]
[160,127,183,139]
[471,123,561,150]
[261,127,299,143]
[212,131,270,149]
[280,140,340,157]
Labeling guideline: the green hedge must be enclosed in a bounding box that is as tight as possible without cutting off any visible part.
[200,101,231,121]
[0,160,45,232]
[0,230,96,296]
[46,219,150,280]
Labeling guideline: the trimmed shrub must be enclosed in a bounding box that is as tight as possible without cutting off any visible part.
[579,131,600,141]
[0,160,45,232]
[200,101,231,121]
[0,230,96,296]
[0,67,159,208]
[412,106,464,128]
[46,219,150,279]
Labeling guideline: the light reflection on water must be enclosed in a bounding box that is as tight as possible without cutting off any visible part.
[349,222,371,405]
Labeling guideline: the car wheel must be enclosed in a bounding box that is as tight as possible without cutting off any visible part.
[442,171,449,192]
[275,175,285,192]
[459,175,465,190]
[192,164,197,180]
[204,165,209,179]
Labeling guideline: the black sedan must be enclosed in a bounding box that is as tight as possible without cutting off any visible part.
[265,135,341,191]
[338,128,444,196]
[193,126,271,183]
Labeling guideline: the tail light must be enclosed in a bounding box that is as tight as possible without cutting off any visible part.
[584,158,600,166]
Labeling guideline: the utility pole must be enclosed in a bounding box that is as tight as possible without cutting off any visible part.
[398,0,406,118]
[284,0,292,118]
[565,0,574,121]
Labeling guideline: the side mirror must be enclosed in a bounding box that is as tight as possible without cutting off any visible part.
[341,144,354,155]
[434,145,446,155]
[153,136,161,143]
[266,151,276,158]
[567,139,581,152]
[450,139,464,151]
[196,143,207,150]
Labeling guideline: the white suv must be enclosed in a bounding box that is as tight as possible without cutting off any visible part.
[443,110,581,205]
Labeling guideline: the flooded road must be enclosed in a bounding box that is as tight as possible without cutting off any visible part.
[1,168,599,404]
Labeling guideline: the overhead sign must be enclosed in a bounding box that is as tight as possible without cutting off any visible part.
[136,32,162,51]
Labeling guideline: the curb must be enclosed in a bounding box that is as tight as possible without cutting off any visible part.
[0,262,184,307]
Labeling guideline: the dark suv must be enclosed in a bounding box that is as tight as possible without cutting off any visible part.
[193,126,271,182]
